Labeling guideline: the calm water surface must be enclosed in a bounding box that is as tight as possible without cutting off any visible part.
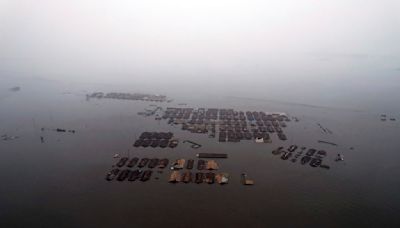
[0,77,400,227]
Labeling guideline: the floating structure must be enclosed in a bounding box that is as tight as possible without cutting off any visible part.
[158,159,169,169]
[127,157,139,167]
[182,171,192,183]
[197,160,206,170]
[87,91,168,102]
[288,145,298,152]
[1,134,19,141]
[195,173,204,184]
[105,169,120,181]
[169,171,181,183]
[206,160,219,170]
[205,172,215,184]
[241,173,254,185]
[171,159,185,170]
[148,158,159,168]
[138,158,150,168]
[197,153,228,158]
[140,170,153,182]
[318,140,337,146]
[117,169,130,181]
[281,152,292,160]
[186,159,194,169]
[335,154,344,162]
[183,140,202,149]
[41,127,76,134]
[215,173,229,184]
[161,108,291,144]
[273,146,332,170]
[272,147,284,155]
[310,158,322,167]
[116,157,129,167]
[134,132,177,148]
[129,170,143,181]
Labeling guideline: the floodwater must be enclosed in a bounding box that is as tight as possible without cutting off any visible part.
[1,76,400,228]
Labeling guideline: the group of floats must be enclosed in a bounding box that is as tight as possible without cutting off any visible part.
[272,145,331,169]
[133,132,179,148]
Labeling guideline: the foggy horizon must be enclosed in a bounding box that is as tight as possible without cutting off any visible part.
[1,0,400,85]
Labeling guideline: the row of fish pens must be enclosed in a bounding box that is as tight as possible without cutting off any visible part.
[169,171,229,184]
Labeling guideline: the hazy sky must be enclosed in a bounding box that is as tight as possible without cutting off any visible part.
[1,0,400,86]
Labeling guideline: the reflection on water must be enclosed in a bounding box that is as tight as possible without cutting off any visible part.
[0,77,400,227]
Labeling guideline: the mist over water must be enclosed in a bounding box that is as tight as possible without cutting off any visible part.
[1,0,400,110]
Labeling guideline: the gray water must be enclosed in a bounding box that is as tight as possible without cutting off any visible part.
[1,76,400,227]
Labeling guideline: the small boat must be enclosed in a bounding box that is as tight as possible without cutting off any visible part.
[186,159,194,169]
[140,170,153,181]
[195,173,204,184]
[157,158,169,169]
[105,168,120,181]
[113,154,120,158]
[310,158,322,167]
[127,157,139,168]
[116,157,129,167]
[116,169,131,181]
[148,158,159,168]
[301,156,312,165]
[128,169,142,181]
[138,158,150,168]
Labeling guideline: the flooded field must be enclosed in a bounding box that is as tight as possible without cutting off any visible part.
[1,77,400,227]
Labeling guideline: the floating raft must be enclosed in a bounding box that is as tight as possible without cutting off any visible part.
[197,153,228,158]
